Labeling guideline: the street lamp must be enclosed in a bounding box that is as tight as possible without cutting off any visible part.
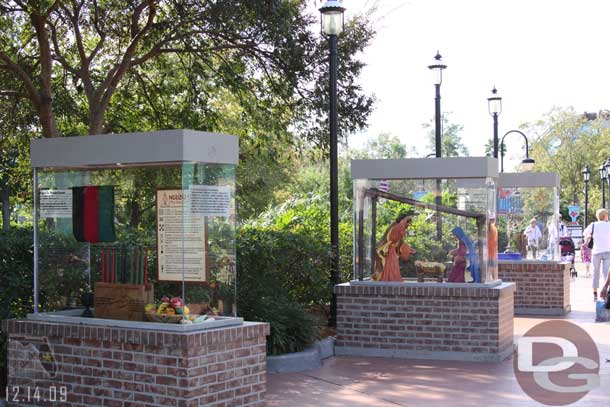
[428,51,446,240]
[487,87,502,158]
[604,157,610,208]
[600,163,607,208]
[319,0,345,328]
[428,51,446,159]
[582,165,590,226]
[500,130,535,172]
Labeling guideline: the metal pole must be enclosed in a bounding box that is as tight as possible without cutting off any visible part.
[33,168,39,314]
[584,180,589,227]
[602,179,606,209]
[500,142,505,172]
[606,175,610,208]
[329,34,339,327]
[493,113,499,159]
[434,84,442,240]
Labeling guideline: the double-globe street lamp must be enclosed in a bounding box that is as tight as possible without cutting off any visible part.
[319,0,345,327]
[499,130,535,173]
[428,51,446,240]
[582,165,590,227]
[487,87,502,158]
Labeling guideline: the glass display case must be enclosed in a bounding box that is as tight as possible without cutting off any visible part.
[30,130,239,327]
[352,157,499,284]
[497,172,561,261]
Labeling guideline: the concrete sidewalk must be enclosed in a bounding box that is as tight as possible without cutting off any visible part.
[267,262,610,406]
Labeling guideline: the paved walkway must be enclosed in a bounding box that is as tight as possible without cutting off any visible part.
[267,262,610,406]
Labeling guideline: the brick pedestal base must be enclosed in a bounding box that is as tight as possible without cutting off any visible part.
[498,261,571,316]
[3,319,269,407]
[335,282,515,362]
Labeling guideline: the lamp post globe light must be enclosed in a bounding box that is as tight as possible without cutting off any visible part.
[319,0,345,327]
[499,130,535,173]
[600,163,607,208]
[428,51,446,240]
[487,87,502,158]
[582,165,590,227]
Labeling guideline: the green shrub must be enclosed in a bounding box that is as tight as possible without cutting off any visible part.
[237,227,330,307]
[0,227,90,388]
[240,295,319,355]
[236,227,325,355]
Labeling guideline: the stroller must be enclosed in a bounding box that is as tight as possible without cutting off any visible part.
[559,237,576,277]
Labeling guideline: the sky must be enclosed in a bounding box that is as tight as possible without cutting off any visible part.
[332,0,610,166]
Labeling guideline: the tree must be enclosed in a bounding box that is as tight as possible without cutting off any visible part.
[524,107,610,221]
[423,113,469,157]
[484,138,506,157]
[0,1,377,221]
[0,1,375,147]
[0,91,34,230]
[350,133,415,159]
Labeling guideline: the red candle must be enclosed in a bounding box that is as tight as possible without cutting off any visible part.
[144,248,148,286]
[101,246,105,283]
[111,246,116,284]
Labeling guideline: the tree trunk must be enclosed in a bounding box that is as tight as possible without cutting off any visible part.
[89,108,105,135]
[1,182,10,231]
[39,97,60,138]
[130,198,141,228]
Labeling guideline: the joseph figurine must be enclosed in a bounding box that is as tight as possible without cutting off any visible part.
[372,211,417,282]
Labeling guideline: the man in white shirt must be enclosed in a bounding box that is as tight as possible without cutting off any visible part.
[583,208,610,301]
[524,218,542,259]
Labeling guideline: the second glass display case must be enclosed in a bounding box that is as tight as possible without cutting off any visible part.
[352,157,499,284]
[497,172,561,261]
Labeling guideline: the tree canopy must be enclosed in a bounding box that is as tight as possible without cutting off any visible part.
[423,113,469,157]
[0,1,374,146]
[0,0,377,223]
[525,107,610,221]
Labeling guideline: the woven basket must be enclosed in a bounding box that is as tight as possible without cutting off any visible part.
[144,313,184,324]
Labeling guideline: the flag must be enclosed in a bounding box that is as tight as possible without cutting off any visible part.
[378,180,389,193]
[72,186,116,243]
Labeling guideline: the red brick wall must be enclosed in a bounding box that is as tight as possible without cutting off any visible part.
[498,261,570,315]
[3,320,269,407]
[335,282,515,362]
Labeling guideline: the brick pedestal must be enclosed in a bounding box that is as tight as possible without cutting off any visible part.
[3,319,269,407]
[335,282,515,362]
[498,260,571,316]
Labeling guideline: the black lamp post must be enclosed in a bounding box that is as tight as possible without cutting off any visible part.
[582,165,590,227]
[600,163,607,208]
[428,51,446,240]
[604,157,610,208]
[319,0,345,327]
[499,130,535,172]
[487,87,502,158]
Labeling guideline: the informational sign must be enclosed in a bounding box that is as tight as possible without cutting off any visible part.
[457,189,486,211]
[156,190,206,282]
[39,189,72,218]
[568,205,580,223]
[189,185,231,217]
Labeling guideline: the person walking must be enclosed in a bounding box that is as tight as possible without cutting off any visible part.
[581,236,592,277]
[524,218,542,259]
[583,208,610,301]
